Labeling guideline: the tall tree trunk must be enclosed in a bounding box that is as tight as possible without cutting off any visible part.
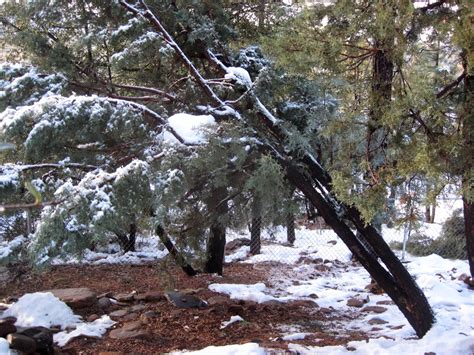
[250,198,262,254]
[116,223,137,253]
[204,186,228,275]
[429,204,436,223]
[257,0,265,31]
[425,205,431,223]
[287,212,295,245]
[365,38,394,230]
[462,56,474,277]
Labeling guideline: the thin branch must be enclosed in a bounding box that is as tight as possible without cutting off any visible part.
[436,72,466,99]
[18,163,99,172]
[415,0,449,12]
[106,98,187,145]
[409,109,433,136]
[0,200,64,213]
[108,94,170,103]
[111,83,176,101]
[119,0,227,108]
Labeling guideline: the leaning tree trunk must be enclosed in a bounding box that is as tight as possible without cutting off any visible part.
[204,186,228,275]
[284,162,435,337]
[155,225,197,277]
[117,1,435,337]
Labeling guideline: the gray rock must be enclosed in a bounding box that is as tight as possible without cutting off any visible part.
[7,333,37,354]
[166,291,208,309]
[122,312,139,321]
[362,306,388,314]
[225,238,251,254]
[45,288,97,309]
[109,309,129,319]
[1,316,17,324]
[112,292,135,302]
[368,317,388,325]
[109,321,148,340]
[134,291,164,302]
[129,304,146,312]
[22,328,54,355]
[98,297,113,310]
[347,298,365,308]
[140,311,159,324]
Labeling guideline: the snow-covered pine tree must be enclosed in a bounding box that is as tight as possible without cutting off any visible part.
[1,0,440,336]
[0,1,300,271]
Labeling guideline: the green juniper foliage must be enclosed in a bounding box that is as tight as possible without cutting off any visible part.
[0,0,471,270]
[261,0,472,224]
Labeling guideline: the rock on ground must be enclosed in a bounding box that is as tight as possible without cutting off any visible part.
[45,288,97,309]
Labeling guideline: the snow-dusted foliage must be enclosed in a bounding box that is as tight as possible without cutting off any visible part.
[0,95,154,163]
[31,160,152,264]
[234,46,270,75]
[0,63,66,110]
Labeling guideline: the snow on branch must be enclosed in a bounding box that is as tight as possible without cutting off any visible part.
[118,0,239,120]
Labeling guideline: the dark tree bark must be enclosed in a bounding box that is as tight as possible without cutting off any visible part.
[464,196,474,278]
[283,161,435,338]
[204,186,228,275]
[287,213,295,245]
[116,223,137,253]
[462,58,474,278]
[155,224,197,277]
[250,199,262,255]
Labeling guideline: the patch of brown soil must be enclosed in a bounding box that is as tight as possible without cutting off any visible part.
[2,260,368,354]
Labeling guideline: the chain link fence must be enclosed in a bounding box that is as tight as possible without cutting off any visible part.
[222,197,467,264]
[0,197,467,266]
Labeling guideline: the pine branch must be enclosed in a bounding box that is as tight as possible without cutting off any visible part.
[18,163,99,172]
[119,0,229,109]
[436,72,466,99]
[0,199,64,213]
[110,83,176,101]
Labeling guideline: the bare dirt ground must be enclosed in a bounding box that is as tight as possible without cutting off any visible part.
[1,260,369,354]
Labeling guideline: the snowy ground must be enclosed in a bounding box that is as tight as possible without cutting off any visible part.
[1,198,471,354]
[201,250,473,354]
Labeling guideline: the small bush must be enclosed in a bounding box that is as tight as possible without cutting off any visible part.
[391,210,467,260]
[431,210,466,259]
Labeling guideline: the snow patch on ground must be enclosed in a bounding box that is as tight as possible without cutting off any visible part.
[209,282,279,304]
[282,332,311,341]
[1,293,115,349]
[49,235,168,265]
[220,315,245,329]
[54,316,115,347]
[172,342,265,355]
[3,292,81,329]
[215,231,473,355]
